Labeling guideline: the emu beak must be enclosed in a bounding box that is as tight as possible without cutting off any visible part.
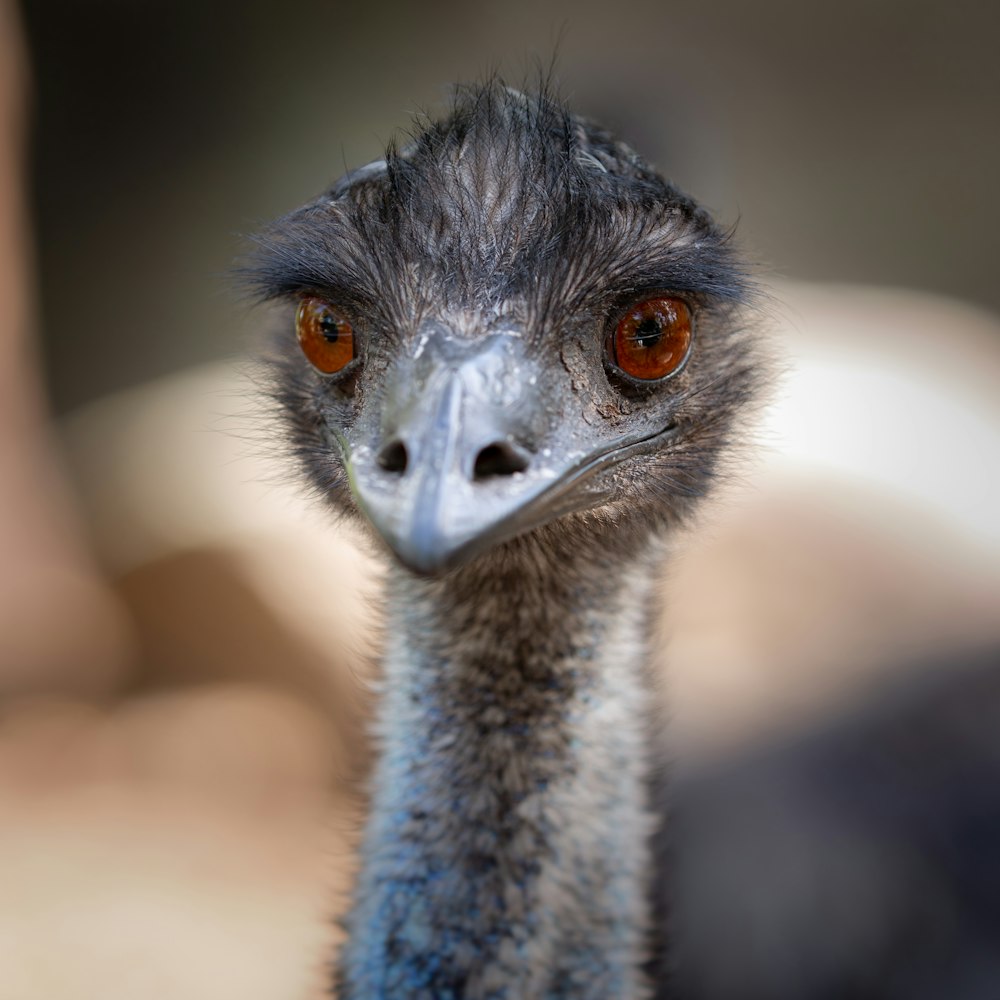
[346,333,569,576]
[343,328,675,576]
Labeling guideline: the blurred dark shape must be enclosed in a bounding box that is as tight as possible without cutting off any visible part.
[672,646,1000,999]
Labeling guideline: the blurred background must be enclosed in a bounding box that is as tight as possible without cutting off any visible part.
[2,0,999,997]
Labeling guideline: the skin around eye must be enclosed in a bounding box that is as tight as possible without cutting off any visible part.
[296,296,355,374]
[611,297,692,381]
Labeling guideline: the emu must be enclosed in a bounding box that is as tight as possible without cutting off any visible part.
[245,82,1000,999]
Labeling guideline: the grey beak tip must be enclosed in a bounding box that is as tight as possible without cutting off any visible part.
[383,523,470,578]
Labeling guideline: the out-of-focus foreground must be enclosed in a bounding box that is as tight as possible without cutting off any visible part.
[2,1,1000,997]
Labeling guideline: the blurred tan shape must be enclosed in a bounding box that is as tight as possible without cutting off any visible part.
[763,281,1000,555]
[0,0,133,695]
[666,477,1000,759]
[117,546,376,780]
[0,686,359,1000]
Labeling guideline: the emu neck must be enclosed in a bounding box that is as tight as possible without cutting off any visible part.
[339,538,663,1000]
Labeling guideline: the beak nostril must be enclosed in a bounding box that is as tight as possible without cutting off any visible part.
[378,440,409,475]
[473,442,529,480]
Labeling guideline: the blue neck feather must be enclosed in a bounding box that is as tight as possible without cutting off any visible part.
[337,546,660,999]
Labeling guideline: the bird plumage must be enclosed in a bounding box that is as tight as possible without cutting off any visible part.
[245,80,763,996]
[243,79,1000,999]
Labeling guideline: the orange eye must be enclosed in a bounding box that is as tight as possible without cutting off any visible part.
[611,296,692,381]
[296,297,355,374]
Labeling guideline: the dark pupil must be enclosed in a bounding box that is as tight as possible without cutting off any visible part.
[319,314,341,342]
[634,317,662,349]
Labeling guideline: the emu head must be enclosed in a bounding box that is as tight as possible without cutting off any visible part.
[246,84,760,575]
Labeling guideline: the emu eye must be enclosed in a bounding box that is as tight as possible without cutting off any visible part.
[610,296,692,381]
[296,297,355,374]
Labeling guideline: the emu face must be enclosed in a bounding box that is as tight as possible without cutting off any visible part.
[248,85,759,575]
